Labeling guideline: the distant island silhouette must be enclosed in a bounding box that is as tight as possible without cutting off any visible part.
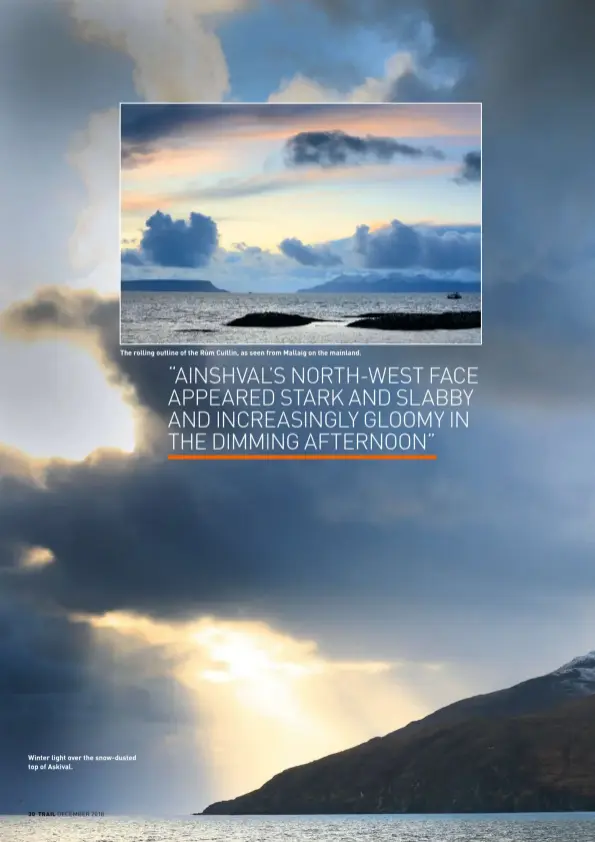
[298,276,481,294]
[121,279,226,292]
[121,277,480,295]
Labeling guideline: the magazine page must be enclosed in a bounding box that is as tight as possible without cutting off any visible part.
[1,2,593,841]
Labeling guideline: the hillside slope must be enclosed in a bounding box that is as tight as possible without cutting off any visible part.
[203,652,595,814]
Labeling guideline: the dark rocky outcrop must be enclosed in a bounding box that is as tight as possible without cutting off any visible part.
[347,311,481,330]
[227,311,325,327]
[202,651,595,815]
[225,310,480,330]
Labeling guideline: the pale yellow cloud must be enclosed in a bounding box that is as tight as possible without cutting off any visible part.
[85,611,431,800]
[20,546,55,569]
[69,108,121,294]
[68,0,248,101]
[269,51,417,105]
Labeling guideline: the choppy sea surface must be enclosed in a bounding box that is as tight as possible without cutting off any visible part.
[3,814,595,841]
[120,292,481,345]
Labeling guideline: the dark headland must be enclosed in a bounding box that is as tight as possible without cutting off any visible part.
[227,311,480,330]
[202,651,595,815]
[121,279,225,292]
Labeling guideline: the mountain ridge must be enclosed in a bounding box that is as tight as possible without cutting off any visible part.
[298,274,481,294]
[202,651,595,815]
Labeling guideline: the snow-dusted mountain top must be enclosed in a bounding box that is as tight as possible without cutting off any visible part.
[551,650,595,690]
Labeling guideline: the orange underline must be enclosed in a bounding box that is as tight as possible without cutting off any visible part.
[168,454,437,461]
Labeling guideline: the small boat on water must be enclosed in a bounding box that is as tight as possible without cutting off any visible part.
[447,291,462,300]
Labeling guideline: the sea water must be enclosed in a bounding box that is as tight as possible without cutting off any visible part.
[120,292,481,345]
[2,813,595,841]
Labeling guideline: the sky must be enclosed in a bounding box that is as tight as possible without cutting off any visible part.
[1,0,595,818]
[120,102,481,291]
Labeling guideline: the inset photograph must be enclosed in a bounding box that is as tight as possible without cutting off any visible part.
[120,102,481,345]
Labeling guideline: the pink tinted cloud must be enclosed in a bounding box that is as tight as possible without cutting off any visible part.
[146,104,480,149]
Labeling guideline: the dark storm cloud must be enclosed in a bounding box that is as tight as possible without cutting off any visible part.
[361,0,595,370]
[121,248,145,266]
[121,103,225,145]
[279,237,342,266]
[139,210,218,269]
[120,102,360,166]
[0,451,346,618]
[284,129,444,168]
[0,290,461,624]
[313,1,595,256]
[1,289,114,334]
[233,242,263,254]
[120,104,246,166]
[0,600,91,696]
[0,405,591,630]
[388,69,450,102]
[3,285,595,698]
[120,102,325,145]
[310,0,595,68]
[0,338,594,683]
[456,150,481,184]
[0,593,202,814]
[355,220,480,271]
